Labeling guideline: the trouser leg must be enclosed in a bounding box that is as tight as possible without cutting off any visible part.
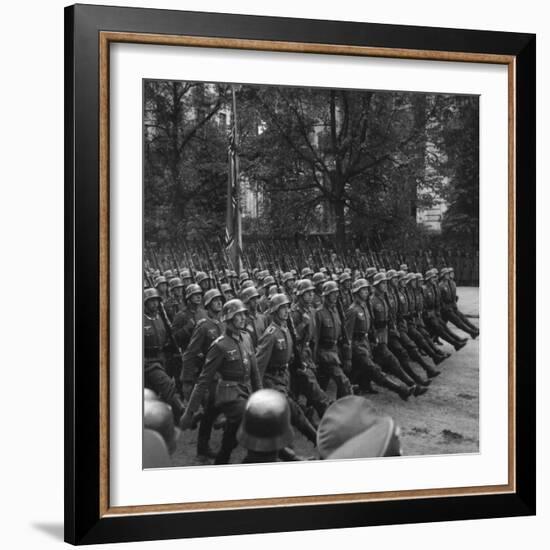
[288,396,317,445]
[295,367,331,418]
[197,396,219,455]
[456,309,479,333]
[374,344,416,387]
[214,399,246,465]
[443,309,478,337]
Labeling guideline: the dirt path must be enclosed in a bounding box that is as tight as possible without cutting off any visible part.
[171,287,479,466]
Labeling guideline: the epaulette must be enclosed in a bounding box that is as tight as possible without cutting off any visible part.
[211,335,225,346]
[196,318,207,327]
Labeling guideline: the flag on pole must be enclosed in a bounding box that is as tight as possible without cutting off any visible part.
[224,86,242,274]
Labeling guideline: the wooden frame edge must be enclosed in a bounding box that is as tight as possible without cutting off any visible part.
[98,30,517,518]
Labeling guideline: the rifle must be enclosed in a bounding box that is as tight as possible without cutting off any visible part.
[203,241,227,304]
[169,245,180,274]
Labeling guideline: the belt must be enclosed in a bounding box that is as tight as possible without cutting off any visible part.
[352,333,367,340]
[319,340,337,349]
[220,376,247,384]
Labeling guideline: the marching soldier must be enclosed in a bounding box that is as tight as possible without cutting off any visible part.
[439,268,479,338]
[180,288,225,459]
[256,294,318,445]
[339,272,353,311]
[311,272,327,310]
[282,271,296,302]
[385,271,432,387]
[290,279,332,419]
[172,283,207,352]
[314,281,354,398]
[242,286,268,349]
[179,299,262,464]
[220,282,235,302]
[143,288,185,422]
[422,270,467,350]
[154,275,169,301]
[258,275,276,313]
[164,277,185,322]
[405,273,450,363]
[195,271,212,293]
[369,273,426,396]
[345,278,413,400]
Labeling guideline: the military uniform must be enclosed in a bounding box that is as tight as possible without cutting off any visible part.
[345,300,411,399]
[185,327,261,464]
[256,321,317,443]
[440,279,479,337]
[164,295,184,322]
[314,304,353,398]
[422,280,465,349]
[291,302,332,418]
[368,293,416,388]
[244,310,269,349]
[312,291,323,310]
[143,312,184,420]
[172,305,207,351]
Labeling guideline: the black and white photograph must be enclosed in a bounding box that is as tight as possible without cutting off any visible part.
[142,79,480,468]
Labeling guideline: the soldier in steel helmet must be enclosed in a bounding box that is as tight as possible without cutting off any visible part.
[314,281,354,398]
[172,283,207,352]
[143,288,185,422]
[439,268,479,338]
[256,293,318,445]
[282,271,296,303]
[338,272,353,311]
[368,273,426,396]
[258,275,276,314]
[154,275,169,301]
[241,286,268,349]
[383,270,433,388]
[311,272,327,310]
[290,279,332,419]
[237,389,295,463]
[345,278,413,400]
[405,273,450,363]
[179,299,262,464]
[180,288,225,459]
[422,269,467,350]
[164,277,185,322]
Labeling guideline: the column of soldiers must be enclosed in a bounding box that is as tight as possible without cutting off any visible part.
[143,256,478,465]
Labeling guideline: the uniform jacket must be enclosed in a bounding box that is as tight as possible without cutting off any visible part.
[186,327,261,413]
[181,313,224,383]
[244,310,268,349]
[256,321,293,382]
[369,292,390,344]
[439,280,454,311]
[345,300,373,350]
[172,305,207,350]
[143,313,167,363]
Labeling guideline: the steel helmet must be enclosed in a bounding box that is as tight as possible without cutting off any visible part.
[295,279,315,296]
[415,272,424,281]
[239,271,250,281]
[261,275,275,289]
[240,279,255,291]
[301,267,314,278]
[204,288,222,308]
[179,268,191,279]
[144,400,179,454]
[351,278,370,294]
[221,283,232,294]
[237,389,293,452]
[404,273,416,285]
[282,272,295,284]
[385,269,397,280]
[195,271,209,284]
[372,273,387,286]
[154,276,167,287]
[144,287,162,304]
[339,272,352,283]
[269,293,291,314]
[163,270,174,280]
[222,299,247,322]
[399,264,409,272]
[184,283,202,300]
[241,286,260,304]
[312,272,327,286]
[396,270,407,280]
[144,388,159,401]
[168,277,184,291]
[365,267,377,280]
[322,281,339,296]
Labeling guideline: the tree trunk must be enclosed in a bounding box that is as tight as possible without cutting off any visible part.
[334,199,346,249]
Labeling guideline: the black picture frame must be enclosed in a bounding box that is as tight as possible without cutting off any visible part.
[65,3,535,545]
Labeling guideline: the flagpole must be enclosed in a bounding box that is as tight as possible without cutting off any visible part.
[231,85,242,276]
